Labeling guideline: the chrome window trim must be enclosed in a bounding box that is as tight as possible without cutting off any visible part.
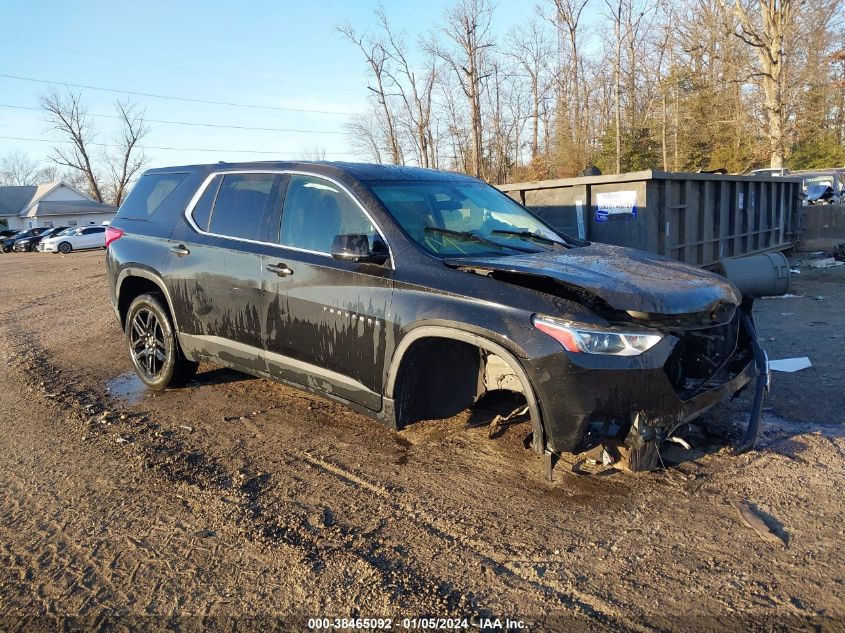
[183,169,395,269]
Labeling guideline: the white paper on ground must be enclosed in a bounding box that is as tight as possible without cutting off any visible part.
[768,357,812,373]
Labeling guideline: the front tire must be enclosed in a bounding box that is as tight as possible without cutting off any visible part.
[58,241,72,254]
[125,293,198,390]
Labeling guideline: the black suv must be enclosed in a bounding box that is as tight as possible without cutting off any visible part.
[106,162,765,475]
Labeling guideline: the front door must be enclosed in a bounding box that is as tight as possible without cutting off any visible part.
[262,173,393,410]
[164,172,282,374]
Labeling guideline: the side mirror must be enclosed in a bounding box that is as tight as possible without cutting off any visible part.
[330,234,389,265]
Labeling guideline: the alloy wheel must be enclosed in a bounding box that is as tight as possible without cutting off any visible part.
[129,308,168,380]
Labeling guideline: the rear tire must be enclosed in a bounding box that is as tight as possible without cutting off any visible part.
[125,293,198,390]
[58,241,72,254]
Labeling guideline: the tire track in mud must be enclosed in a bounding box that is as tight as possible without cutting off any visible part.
[297,452,652,633]
[0,320,484,620]
[1,314,653,630]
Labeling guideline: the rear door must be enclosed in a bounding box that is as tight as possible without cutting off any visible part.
[261,173,393,410]
[163,172,283,374]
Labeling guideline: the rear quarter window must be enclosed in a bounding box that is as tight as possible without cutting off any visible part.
[118,173,189,220]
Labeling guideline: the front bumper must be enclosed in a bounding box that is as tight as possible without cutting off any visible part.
[41,242,59,252]
[13,242,33,252]
[524,314,758,454]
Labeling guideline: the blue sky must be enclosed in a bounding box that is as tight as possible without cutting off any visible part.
[0,0,544,170]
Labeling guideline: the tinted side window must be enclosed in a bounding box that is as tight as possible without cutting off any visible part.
[118,173,188,219]
[279,175,376,253]
[191,176,222,231]
[208,174,277,241]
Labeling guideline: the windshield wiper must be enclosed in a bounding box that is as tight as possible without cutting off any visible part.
[490,229,571,249]
[423,226,536,253]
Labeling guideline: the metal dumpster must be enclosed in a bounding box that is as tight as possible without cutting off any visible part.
[498,170,802,268]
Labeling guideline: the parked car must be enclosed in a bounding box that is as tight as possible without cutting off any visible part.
[40,225,106,254]
[750,167,791,178]
[2,227,51,253]
[35,226,77,252]
[805,182,837,205]
[106,162,766,475]
[0,229,17,248]
[12,226,68,252]
[801,173,843,205]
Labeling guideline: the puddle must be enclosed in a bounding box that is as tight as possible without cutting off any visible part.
[106,371,149,404]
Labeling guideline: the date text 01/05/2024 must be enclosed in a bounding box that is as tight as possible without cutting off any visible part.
[306,617,526,630]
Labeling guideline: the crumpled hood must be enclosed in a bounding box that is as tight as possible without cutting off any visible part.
[445,243,741,315]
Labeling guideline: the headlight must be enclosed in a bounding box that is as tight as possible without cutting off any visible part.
[532,315,662,356]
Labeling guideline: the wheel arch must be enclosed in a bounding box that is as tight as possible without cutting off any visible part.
[116,267,179,332]
[385,325,546,454]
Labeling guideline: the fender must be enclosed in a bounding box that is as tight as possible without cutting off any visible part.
[116,266,203,362]
[116,265,181,329]
[385,325,546,455]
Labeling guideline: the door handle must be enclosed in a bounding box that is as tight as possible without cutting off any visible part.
[267,262,294,277]
[170,244,190,257]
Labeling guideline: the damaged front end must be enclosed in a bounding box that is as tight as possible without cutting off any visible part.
[446,244,768,477]
[530,304,766,477]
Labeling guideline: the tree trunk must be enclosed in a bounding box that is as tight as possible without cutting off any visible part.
[661,89,668,170]
[725,0,794,168]
[569,26,581,160]
[614,2,623,174]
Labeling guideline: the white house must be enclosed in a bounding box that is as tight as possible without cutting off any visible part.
[0,182,117,231]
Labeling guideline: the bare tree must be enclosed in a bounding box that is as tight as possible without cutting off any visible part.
[105,101,147,206]
[552,0,590,166]
[40,89,147,204]
[720,0,796,168]
[376,7,439,168]
[339,0,844,179]
[38,164,90,192]
[506,18,554,158]
[0,151,47,186]
[344,112,385,163]
[428,0,495,178]
[437,72,472,172]
[300,146,328,161]
[40,88,104,202]
[338,22,404,164]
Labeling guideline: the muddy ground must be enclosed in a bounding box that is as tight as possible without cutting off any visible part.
[0,249,843,632]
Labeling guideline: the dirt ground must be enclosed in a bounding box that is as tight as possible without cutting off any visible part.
[0,249,843,632]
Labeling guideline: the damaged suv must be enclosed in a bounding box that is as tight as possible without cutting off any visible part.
[106,162,766,476]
